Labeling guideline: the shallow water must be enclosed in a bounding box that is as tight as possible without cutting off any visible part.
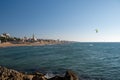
[0,42,120,80]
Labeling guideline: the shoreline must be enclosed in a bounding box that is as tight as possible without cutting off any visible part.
[0,41,66,48]
[0,66,78,80]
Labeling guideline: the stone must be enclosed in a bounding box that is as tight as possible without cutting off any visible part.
[32,72,46,80]
[47,76,64,80]
[0,66,80,80]
[64,70,79,80]
[0,66,24,80]
[32,75,47,80]
[23,75,33,80]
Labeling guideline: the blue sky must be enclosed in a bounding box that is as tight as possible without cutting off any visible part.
[0,0,120,42]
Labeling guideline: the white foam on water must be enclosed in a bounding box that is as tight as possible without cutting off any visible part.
[89,44,93,46]
[44,72,55,79]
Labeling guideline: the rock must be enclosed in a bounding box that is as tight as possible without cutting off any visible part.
[0,66,24,80]
[32,75,47,80]
[64,70,79,80]
[23,75,33,80]
[48,70,79,80]
[32,72,47,80]
[0,66,79,80]
[34,72,44,76]
[47,76,64,80]
[44,72,55,79]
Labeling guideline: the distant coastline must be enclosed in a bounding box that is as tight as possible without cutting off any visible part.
[0,33,70,48]
[0,41,68,48]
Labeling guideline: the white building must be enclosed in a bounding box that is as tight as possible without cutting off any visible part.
[0,33,10,38]
[32,34,37,41]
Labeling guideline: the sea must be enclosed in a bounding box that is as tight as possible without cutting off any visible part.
[0,42,120,80]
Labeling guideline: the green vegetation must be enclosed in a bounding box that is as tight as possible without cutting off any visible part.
[0,36,20,43]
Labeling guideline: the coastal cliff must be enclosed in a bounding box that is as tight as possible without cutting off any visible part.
[0,66,79,80]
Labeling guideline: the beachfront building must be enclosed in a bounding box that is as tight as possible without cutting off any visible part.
[22,34,37,43]
[32,34,37,41]
[0,33,10,38]
[22,36,28,43]
[0,33,11,42]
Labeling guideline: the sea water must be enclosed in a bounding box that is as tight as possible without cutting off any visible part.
[0,42,120,80]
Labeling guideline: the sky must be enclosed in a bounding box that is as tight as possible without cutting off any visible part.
[0,0,120,42]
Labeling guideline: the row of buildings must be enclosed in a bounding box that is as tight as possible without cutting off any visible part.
[0,33,64,44]
[0,33,37,43]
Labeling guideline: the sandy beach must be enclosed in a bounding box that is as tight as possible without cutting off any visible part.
[0,41,64,48]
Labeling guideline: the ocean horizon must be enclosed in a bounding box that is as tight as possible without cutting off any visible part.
[0,42,120,80]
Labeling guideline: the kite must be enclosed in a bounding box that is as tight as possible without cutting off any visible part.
[95,29,98,33]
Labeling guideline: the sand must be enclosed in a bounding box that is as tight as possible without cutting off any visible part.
[0,42,59,48]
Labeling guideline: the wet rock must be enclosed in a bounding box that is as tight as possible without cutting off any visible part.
[34,72,44,76]
[64,70,79,80]
[23,75,33,80]
[0,66,24,80]
[32,72,47,80]
[47,76,64,80]
[0,66,79,80]
[32,75,46,80]
[48,70,79,80]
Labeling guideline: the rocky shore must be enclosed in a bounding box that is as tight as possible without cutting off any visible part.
[0,66,79,80]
